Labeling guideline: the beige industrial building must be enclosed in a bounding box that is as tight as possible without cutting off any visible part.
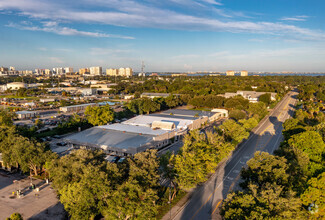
[6,82,27,90]
[60,103,98,113]
[16,110,37,119]
[226,70,235,76]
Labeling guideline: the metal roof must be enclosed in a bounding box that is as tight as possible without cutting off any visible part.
[64,127,154,154]
[159,109,216,118]
[99,123,167,136]
[16,110,37,114]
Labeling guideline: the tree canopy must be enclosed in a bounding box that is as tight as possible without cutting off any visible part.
[85,104,115,126]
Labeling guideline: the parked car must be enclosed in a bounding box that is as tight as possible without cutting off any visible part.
[117,157,125,163]
[56,142,67,146]
[53,135,61,139]
[112,156,120,163]
[105,155,116,163]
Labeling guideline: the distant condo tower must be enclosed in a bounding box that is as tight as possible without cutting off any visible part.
[89,66,102,76]
[240,70,248,76]
[226,70,235,76]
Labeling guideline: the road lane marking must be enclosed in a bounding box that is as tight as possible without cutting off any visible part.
[211,200,222,215]
[189,159,243,220]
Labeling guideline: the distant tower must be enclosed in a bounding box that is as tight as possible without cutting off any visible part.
[139,61,146,77]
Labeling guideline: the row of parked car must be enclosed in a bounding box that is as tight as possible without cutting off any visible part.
[105,155,125,163]
[39,134,63,142]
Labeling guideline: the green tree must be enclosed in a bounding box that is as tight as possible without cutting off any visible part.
[220,119,249,144]
[239,117,259,131]
[224,96,249,110]
[247,102,268,120]
[160,151,178,200]
[0,109,15,126]
[141,98,161,114]
[240,152,290,191]
[222,184,307,220]
[288,131,325,175]
[59,166,110,220]
[301,172,325,218]
[6,213,23,220]
[85,104,115,126]
[165,95,181,108]
[259,93,271,105]
[229,109,246,121]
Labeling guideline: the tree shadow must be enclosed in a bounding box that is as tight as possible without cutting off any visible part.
[29,202,67,220]
[0,171,25,190]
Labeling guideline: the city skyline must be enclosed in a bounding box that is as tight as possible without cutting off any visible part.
[1,0,325,72]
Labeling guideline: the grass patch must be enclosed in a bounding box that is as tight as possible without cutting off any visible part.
[156,190,187,219]
[0,95,40,100]
[34,129,59,138]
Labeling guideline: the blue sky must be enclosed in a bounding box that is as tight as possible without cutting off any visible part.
[0,0,325,72]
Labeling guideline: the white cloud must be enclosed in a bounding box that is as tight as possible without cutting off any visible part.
[0,0,323,41]
[90,48,133,56]
[6,22,135,39]
[184,64,193,70]
[49,57,64,64]
[172,54,200,59]
[281,15,309,22]
[38,47,47,51]
[200,0,223,6]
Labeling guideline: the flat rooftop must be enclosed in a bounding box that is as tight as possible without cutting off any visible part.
[64,127,154,154]
[99,123,168,136]
[122,115,193,129]
[161,109,216,118]
[16,110,37,114]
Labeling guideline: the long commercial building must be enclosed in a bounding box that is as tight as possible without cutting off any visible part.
[59,103,98,113]
[224,91,277,103]
[64,108,226,156]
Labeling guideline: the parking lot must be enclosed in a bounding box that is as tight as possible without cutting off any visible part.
[0,171,66,220]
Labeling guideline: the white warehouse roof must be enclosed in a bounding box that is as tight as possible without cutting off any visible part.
[122,115,193,129]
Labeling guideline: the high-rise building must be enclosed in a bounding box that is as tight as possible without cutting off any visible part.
[9,66,15,71]
[53,67,64,75]
[90,66,102,75]
[118,67,133,77]
[118,68,126,76]
[240,70,248,76]
[79,68,90,75]
[226,70,235,76]
[0,67,8,72]
[106,68,118,76]
[64,67,73,74]
[125,67,133,77]
[35,69,43,75]
[44,69,51,75]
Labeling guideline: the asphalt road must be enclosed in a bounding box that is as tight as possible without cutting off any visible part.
[171,90,298,220]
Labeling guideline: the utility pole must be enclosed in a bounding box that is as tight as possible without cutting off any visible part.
[141,61,145,80]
